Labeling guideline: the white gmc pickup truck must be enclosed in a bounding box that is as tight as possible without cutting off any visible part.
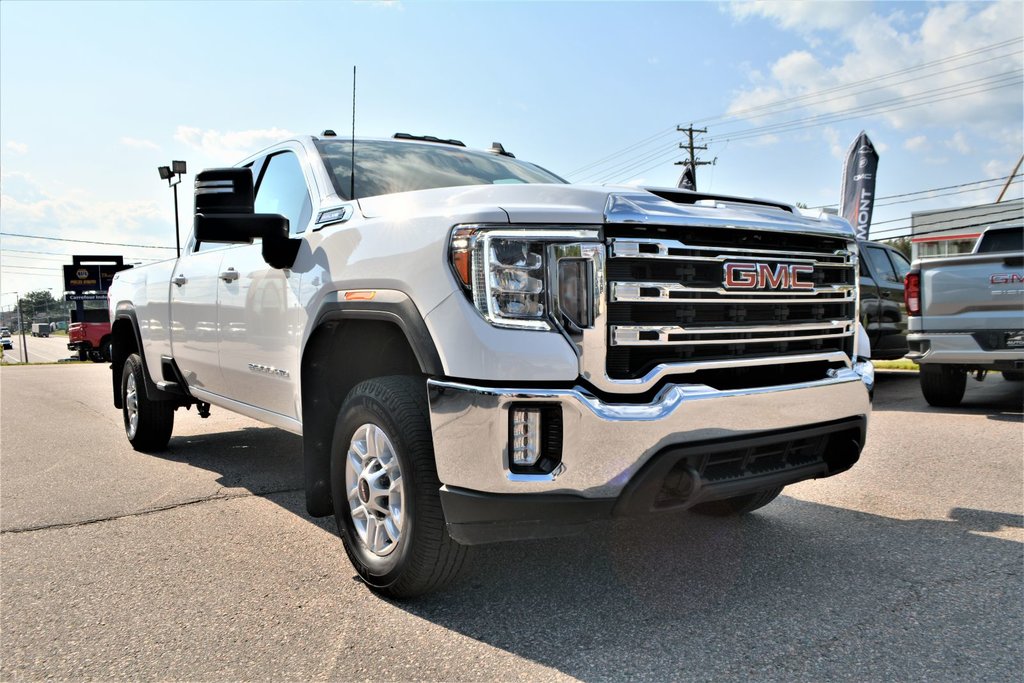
[108,133,874,597]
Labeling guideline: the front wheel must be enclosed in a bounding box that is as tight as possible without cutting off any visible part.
[121,353,174,452]
[330,375,465,599]
[690,486,784,517]
[919,364,966,407]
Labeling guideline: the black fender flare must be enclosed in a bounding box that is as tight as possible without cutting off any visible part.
[301,289,444,517]
[309,290,443,376]
[111,305,181,406]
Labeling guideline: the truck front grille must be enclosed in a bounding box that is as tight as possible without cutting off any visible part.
[604,225,857,380]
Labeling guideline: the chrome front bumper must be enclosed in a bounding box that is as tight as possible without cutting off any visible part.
[427,363,873,498]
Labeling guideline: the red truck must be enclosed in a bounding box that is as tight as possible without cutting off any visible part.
[68,309,111,362]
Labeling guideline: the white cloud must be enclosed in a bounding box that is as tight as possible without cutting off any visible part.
[983,158,1016,179]
[729,1,872,33]
[904,135,929,152]
[823,126,845,159]
[120,137,160,151]
[946,131,971,155]
[724,1,1023,136]
[5,141,28,154]
[0,171,172,255]
[173,126,295,164]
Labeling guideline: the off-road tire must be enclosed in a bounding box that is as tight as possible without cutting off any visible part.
[919,363,966,407]
[121,353,174,452]
[690,486,784,517]
[330,375,466,598]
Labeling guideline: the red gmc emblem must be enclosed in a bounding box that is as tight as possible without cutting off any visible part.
[724,262,815,290]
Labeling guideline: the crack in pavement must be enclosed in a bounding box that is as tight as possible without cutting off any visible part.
[0,487,304,535]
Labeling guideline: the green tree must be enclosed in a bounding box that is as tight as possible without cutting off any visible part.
[18,290,68,322]
[884,236,912,260]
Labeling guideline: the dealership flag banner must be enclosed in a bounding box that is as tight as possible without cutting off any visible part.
[677,164,696,191]
[839,131,879,240]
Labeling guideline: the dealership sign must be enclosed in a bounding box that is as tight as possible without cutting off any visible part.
[64,292,108,302]
[62,256,131,295]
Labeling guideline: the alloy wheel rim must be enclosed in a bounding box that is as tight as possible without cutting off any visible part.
[345,423,404,557]
[125,372,139,439]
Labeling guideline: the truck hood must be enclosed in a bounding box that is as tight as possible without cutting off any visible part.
[356,184,855,239]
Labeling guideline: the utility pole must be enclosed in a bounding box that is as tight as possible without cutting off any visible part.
[995,153,1023,203]
[675,125,716,190]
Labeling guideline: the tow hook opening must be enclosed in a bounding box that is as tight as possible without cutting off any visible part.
[823,431,861,476]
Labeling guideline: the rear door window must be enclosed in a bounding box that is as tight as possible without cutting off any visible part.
[865,246,899,284]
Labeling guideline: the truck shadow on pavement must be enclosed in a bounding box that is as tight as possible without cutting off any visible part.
[872,371,1023,419]
[386,499,1023,681]
[154,419,1022,681]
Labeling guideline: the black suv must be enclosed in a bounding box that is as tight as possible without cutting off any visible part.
[859,240,911,360]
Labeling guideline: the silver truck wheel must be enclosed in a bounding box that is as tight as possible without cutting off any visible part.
[330,375,466,598]
[125,371,140,439]
[345,423,405,557]
[121,353,174,452]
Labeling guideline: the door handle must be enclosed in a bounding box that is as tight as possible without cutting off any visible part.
[220,268,239,283]
[172,274,188,287]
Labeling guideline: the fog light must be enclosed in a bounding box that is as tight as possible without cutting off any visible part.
[511,407,542,466]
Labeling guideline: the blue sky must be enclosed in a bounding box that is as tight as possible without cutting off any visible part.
[1,0,1022,301]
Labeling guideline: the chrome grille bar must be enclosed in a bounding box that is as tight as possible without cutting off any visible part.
[612,321,854,346]
[611,281,855,303]
[610,238,853,266]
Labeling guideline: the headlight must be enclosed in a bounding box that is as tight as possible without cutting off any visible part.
[449,226,600,331]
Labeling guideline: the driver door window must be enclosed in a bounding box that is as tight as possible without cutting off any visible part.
[254,152,313,235]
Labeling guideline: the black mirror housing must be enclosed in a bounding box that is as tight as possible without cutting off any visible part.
[193,167,301,270]
[195,167,255,215]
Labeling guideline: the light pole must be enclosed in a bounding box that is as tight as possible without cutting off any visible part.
[14,292,27,362]
[158,160,187,257]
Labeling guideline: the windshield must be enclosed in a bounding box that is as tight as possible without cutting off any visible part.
[315,139,567,200]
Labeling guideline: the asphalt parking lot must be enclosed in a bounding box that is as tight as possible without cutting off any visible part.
[1,364,1022,681]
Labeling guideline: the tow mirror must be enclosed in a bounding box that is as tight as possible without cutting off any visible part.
[193,168,300,270]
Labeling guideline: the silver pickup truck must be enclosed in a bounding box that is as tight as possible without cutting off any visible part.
[906,224,1024,406]
[108,133,874,597]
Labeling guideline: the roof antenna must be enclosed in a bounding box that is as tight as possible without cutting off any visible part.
[350,65,357,200]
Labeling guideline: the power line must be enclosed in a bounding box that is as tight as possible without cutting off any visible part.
[868,206,1024,239]
[592,76,1020,184]
[876,179,1022,207]
[580,72,1021,183]
[0,247,161,261]
[696,39,1023,126]
[873,214,1023,240]
[808,174,1022,208]
[704,74,1022,144]
[0,264,62,271]
[0,233,175,250]
[565,37,1023,181]
[565,126,678,177]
